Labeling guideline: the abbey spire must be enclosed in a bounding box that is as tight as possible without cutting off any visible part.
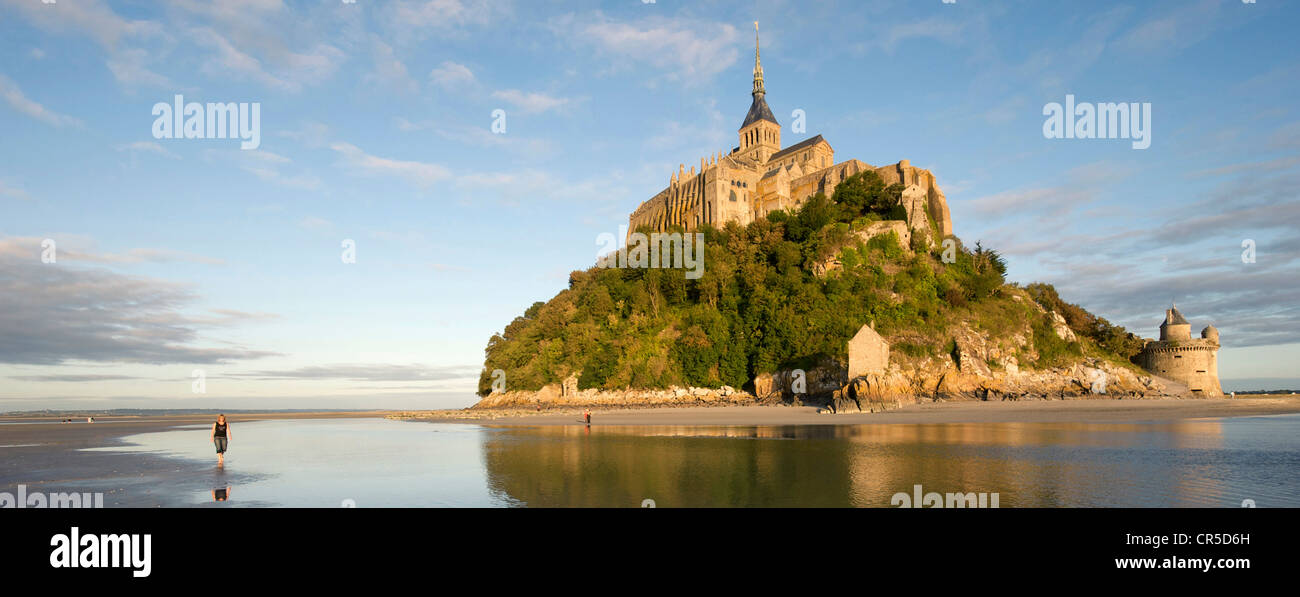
[753,21,765,97]
[739,21,778,138]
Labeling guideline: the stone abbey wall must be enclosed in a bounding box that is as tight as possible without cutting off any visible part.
[628,151,955,247]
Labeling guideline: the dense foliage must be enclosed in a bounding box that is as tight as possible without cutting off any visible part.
[1024,282,1145,364]
[479,171,1131,395]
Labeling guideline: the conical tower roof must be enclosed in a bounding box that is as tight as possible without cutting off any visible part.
[740,22,778,129]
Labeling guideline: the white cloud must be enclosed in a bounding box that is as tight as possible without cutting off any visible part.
[555,13,742,82]
[330,142,452,188]
[106,48,174,89]
[491,89,571,114]
[875,18,965,54]
[367,39,418,93]
[0,74,82,128]
[0,0,170,89]
[429,60,476,88]
[191,27,342,92]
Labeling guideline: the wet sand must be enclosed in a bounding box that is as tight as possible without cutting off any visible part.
[0,411,388,506]
[5,399,1298,506]
[394,396,1300,426]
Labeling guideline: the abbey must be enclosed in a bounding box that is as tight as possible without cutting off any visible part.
[628,24,953,245]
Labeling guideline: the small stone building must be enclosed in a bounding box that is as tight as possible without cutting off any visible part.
[1138,305,1222,396]
[848,323,890,379]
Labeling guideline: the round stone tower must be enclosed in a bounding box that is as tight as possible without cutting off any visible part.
[1139,305,1222,396]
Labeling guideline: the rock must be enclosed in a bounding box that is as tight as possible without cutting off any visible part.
[1050,311,1078,342]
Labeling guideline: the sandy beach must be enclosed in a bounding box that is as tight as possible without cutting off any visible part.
[392,395,1300,426]
[0,411,389,506]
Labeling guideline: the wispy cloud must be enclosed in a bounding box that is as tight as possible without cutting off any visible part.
[366,39,418,94]
[190,27,343,93]
[229,363,479,382]
[329,142,452,188]
[0,74,81,127]
[554,13,742,82]
[116,141,179,159]
[429,60,476,88]
[0,236,276,365]
[491,89,572,114]
[8,374,143,383]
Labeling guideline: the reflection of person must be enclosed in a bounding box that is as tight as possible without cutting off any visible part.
[212,487,232,502]
[211,414,232,467]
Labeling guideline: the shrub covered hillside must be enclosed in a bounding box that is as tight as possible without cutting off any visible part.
[477,170,1143,397]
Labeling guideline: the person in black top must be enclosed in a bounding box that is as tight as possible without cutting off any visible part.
[211,414,232,467]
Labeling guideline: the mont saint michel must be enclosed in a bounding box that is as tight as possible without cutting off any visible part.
[473,25,1222,411]
[4,0,1299,542]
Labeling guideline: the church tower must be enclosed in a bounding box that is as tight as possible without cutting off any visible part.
[738,22,780,163]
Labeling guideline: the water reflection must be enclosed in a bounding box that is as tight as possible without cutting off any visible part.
[480,418,1294,508]
[85,415,1299,507]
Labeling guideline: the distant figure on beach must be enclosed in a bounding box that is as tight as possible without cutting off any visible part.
[211,414,232,466]
[86,417,94,423]
[585,410,591,425]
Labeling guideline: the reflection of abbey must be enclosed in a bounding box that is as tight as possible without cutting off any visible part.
[1138,305,1222,396]
[628,24,952,245]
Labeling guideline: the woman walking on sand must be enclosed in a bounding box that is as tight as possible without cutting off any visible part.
[211,414,232,467]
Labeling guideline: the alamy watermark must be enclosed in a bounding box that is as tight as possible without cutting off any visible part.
[1043,94,1150,150]
[2,484,104,508]
[596,226,705,280]
[50,527,150,578]
[891,484,1000,508]
[152,94,261,150]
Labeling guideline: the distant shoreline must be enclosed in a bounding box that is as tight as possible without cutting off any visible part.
[391,395,1300,426]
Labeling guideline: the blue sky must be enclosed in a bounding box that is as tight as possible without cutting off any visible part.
[1,0,1297,411]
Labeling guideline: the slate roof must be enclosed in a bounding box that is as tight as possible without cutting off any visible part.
[1163,307,1190,326]
[769,134,827,162]
[740,93,778,129]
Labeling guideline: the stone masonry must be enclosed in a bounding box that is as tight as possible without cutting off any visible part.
[627,23,953,247]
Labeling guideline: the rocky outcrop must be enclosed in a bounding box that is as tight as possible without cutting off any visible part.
[1049,311,1078,342]
[829,373,908,413]
[472,384,753,409]
[753,364,842,403]
[471,357,1180,410]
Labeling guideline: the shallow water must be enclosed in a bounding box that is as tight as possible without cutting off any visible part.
[84,415,1300,507]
